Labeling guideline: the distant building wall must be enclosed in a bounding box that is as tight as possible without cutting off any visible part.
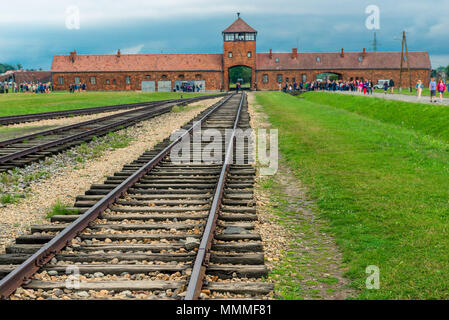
[255,69,431,90]
[52,71,223,91]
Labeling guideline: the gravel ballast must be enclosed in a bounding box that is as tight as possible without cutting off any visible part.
[0,98,222,253]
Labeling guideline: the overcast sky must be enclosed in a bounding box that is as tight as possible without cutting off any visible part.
[0,0,448,69]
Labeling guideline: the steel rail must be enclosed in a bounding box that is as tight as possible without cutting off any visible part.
[0,94,227,165]
[184,92,245,300]
[0,94,226,148]
[0,93,234,299]
[0,96,208,126]
[0,100,171,125]
[0,102,164,148]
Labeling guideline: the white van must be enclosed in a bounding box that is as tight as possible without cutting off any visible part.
[374,80,390,89]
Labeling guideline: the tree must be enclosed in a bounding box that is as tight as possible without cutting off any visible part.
[17,64,23,70]
[229,66,252,84]
[0,63,16,74]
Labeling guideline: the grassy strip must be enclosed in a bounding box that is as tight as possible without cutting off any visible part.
[71,131,133,164]
[256,91,449,299]
[0,125,58,142]
[0,91,210,117]
[46,199,79,218]
[303,92,449,143]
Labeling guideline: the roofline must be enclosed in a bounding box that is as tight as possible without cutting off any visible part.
[256,67,432,71]
[53,53,223,57]
[51,69,224,73]
[257,51,430,55]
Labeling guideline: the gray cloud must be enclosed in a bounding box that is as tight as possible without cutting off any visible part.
[0,0,447,69]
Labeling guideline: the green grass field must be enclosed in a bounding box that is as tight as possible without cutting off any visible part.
[256,91,449,299]
[0,91,210,117]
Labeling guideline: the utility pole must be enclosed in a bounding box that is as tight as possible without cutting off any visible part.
[399,31,412,92]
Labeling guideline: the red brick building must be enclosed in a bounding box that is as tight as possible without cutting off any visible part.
[51,16,431,92]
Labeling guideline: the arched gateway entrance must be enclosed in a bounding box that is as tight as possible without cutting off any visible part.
[228,66,252,90]
[316,72,343,82]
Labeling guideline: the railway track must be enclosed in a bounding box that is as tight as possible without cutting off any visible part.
[0,94,226,173]
[0,98,197,125]
[0,92,273,300]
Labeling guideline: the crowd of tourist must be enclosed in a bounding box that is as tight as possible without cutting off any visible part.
[0,81,52,94]
[280,78,449,103]
[69,83,87,93]
[280,79,377,94]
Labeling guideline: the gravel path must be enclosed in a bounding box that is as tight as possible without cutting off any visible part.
[333,90,449,105]
[0,98,221,254]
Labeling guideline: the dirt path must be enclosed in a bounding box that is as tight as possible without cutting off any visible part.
[248,92,355,300]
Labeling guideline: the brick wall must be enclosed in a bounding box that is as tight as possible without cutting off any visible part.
[52,71,223,91]
[223,40,256,90]
[255,69,431,90]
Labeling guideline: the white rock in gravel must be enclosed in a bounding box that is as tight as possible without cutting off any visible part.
[76,291,90,298]
[185,237,200,250]
[93,272,104,278]
[48,271,58,276]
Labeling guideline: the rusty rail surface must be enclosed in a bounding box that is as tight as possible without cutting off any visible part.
[184,92,245,300]
[0,94,227,165]
[0,96,215,126]
[0,93,234,299]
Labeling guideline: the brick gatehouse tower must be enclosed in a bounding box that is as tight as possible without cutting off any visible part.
[222,14,257,90]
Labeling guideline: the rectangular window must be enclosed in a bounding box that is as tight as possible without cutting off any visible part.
[277,74,283,83]
[146,75,151,79]
[90,77,96,84]
[126,76,131,84]
[225,34,235,41]
[286,77,289,83]
[245,33,255,41]
[292,77,296,83]
[228,52,233,58]
[106,79,110,85]
[263,74,268,83]
[74,77,80,84]
[58,77,64,85]
[302,74,307,82]
[113,79,117,85]
[247,51,252,58]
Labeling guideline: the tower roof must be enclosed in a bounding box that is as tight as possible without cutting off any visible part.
[223,17,257,33]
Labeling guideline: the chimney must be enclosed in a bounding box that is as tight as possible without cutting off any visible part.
[362,48,366,58]
[292,48,298,59]
[117,49,121,58]
[341,48,344,58]
[69,50,77,63]
[269,49,272,59]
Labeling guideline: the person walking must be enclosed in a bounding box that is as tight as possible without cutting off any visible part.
[437,80,446,103]
[389,79,395,94]
[416,80,423,99]
[429,78,437,103]
[383,81,389,94]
